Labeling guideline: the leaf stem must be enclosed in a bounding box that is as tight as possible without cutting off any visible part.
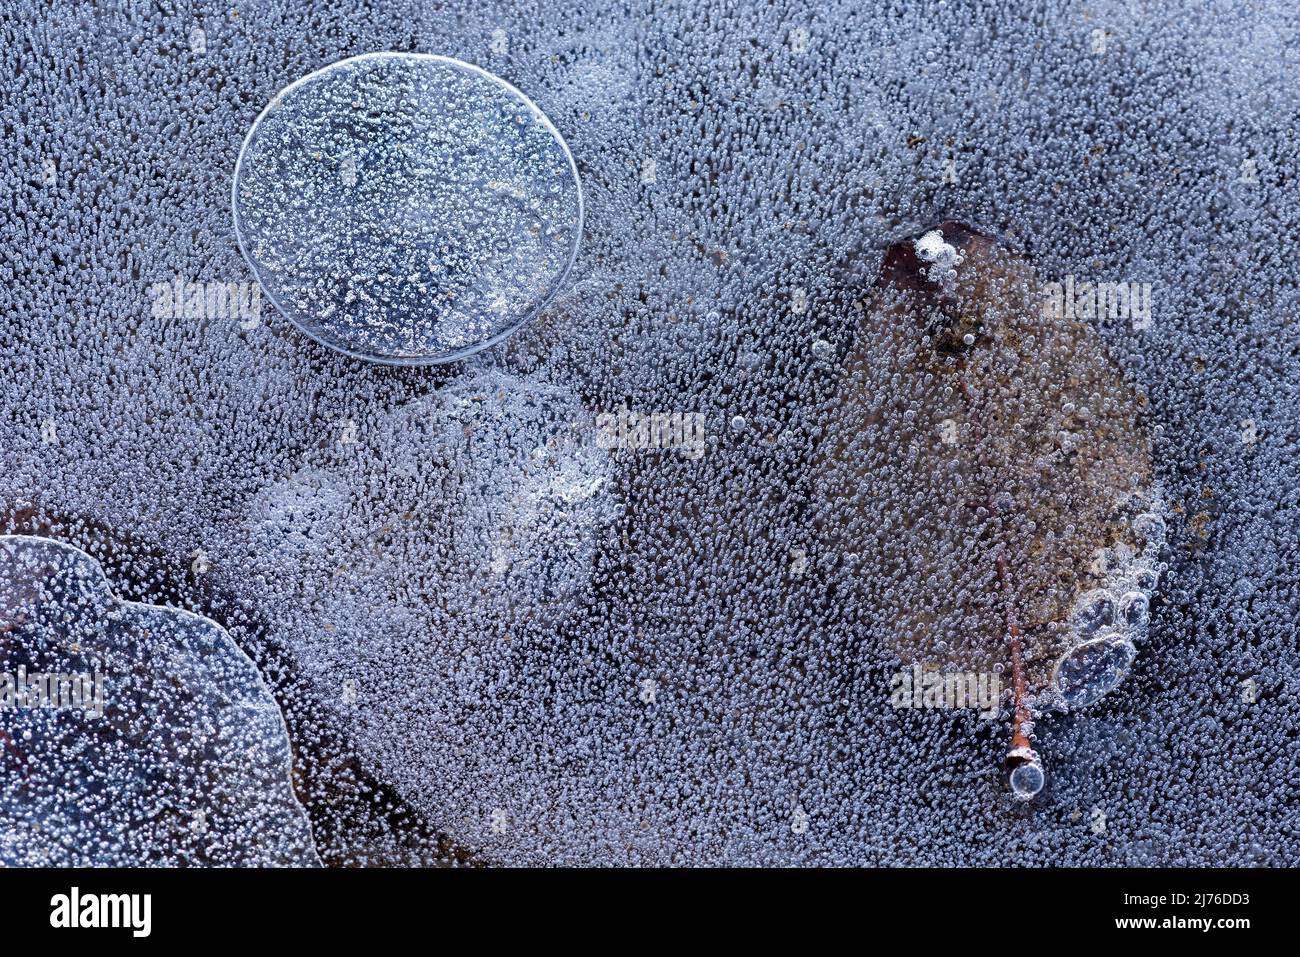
[996,552,1034,762]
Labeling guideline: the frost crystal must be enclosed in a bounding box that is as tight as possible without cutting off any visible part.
[1,0,1296,868]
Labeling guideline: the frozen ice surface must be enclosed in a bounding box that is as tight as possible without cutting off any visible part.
[233,53,582,363]
[0,536,318,866]
[2,0,1298,866]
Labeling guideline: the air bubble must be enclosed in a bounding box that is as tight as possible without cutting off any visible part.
[1009,760,1044,800]
[1071,589,1116,638]
[1118,591,1150,628]
[1132,512,1166,546]
[1131,566,1159,591]
[0,536,318,865]
[1053,632,1138,710]
[233,53,583,364]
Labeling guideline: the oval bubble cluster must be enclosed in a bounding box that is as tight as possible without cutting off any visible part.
[1052,498,1167,711]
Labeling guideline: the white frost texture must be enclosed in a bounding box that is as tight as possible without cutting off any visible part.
[0,0,1297,866]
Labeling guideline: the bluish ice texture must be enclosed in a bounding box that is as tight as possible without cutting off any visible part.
[0,536,318,866]
[0,0,1297,865]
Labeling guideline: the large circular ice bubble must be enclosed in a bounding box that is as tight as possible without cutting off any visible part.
[233,53,583,364]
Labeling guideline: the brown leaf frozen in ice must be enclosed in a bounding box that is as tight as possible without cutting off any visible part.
[816,222,1157,724]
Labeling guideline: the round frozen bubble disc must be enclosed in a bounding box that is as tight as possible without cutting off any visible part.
[1052,632,1137,711]
[232,53,583,364]
[1009,760,1045,801]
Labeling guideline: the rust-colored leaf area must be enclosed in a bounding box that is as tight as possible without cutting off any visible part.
[816,222,1161,793]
